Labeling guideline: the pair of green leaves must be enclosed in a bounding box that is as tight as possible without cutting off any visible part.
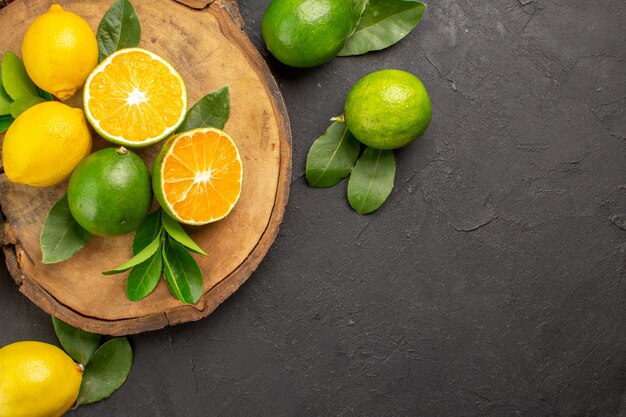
[0,51,53,132]
[52,317,132,406]
[339,0,426,57]
[306,120,396,215]
[105,210,206,304]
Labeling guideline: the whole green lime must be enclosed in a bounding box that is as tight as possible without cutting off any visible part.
[67,147,152,237]
[344,69,432,150]
[262,0,355,68]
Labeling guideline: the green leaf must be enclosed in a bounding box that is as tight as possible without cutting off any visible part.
[161,211,208,256]
[126,250,162,301]
[125,210,164,301]
[77,338,133,405]
[102,236,161,275]
[162,237,203,304]
[0,115,13,133]
[177,85,230,132]
[97,0,141,62]
[38,88,54,101]
[0,76,12,115]
[351,0,369,35]
[338,0,426,56]
[9,95,45,118]
[40,194,92,264]
[1,51,39,100]
[306,121,361,188]
[51,316,101,365]
[347,147,396,214]
[132,210,162,255]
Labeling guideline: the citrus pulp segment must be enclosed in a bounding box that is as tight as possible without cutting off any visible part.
[153,128,243,226]
[83,48,187,147]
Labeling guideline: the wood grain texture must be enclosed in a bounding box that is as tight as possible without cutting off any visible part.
[0,0,291,335]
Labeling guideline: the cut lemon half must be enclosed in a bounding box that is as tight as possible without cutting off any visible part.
[153,128,243,225]
[83,48,187,147]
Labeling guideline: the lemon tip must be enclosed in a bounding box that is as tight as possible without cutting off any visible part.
[49,4,65,12]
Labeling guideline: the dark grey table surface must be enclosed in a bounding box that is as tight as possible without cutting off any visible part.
[1,0,625,416]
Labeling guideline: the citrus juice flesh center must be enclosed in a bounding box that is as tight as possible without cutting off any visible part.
[85,48,186,145]
[160,129,243,224]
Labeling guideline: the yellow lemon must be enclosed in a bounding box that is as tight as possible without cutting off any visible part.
[0,341,83,417]
[22,4,98,100]
[3,101,92,187]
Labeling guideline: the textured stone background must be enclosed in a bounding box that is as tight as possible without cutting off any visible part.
[1,0,625,416]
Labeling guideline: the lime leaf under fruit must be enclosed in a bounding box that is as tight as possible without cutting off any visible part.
[347,147,396,214]
[0,81,12,115]
[162,236,204,304]
[338,0,426,57]
[126,250,163,301]
[8,95,46,118]
[0,115,14,133]
[177,85,230,132]
[102,237,161,275]
[306,120,361,188]
[77,338,133,405]
[1,51,39,100]
[52,316,101,366]
[97,0,141,62]
[161,212,208,256]
[132,210,163,255]
[67,147,152,237]
[40,194,92,264]
[344,69,432,150]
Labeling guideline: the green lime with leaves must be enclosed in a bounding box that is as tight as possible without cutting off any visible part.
[67,147,152,237]
[344,69,432,150]
[262,0,356,68]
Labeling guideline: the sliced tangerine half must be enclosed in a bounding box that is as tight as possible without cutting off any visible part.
[83,48,187,147]
[153,128,243,225]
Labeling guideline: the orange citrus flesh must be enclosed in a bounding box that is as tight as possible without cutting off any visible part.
[84,48,186,146]
[158,128,242,225]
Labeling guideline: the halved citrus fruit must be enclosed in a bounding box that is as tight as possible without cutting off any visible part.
[83,48,187,147]
[153,128,243,225]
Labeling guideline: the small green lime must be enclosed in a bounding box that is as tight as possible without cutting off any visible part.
[344,69,432,150]
[67,147,152,237]
[262,0,355,68]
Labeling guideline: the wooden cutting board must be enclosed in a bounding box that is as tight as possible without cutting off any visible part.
[0,0,291,335]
